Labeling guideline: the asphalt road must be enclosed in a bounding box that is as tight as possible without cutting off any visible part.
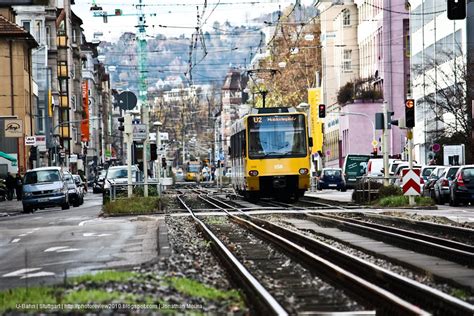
[0,193,159,290]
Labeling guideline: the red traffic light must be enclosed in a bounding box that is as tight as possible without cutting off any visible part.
[318,104,326,118]
[405,99,414,109]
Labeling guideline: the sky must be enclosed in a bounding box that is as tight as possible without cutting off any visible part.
[72,0,315,42]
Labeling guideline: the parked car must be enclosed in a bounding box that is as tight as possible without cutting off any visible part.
[433,166,460,204]
[422,166,446,199]
[93,169,107,193]
[421,165,438,182]
[22,167,69,213]
[317,168,346,191]
[103,165,140,196]
[64,172,83,207]
[73,174,86,197]
[449,165,474,206]
[388,159,405,176]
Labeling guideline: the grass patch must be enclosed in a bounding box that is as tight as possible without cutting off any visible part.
[63,289,138,305]
[376,195,435,207]
[71,270,138,284]
[103,196,160,215]
[0,287,57,312]
[167,277,242,304]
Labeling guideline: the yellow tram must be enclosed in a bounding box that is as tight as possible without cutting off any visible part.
[184,161,202,182]
[230,107,312,202]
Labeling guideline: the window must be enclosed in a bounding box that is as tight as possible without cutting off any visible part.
[343,49,352,71]
[22,20,31,33]
[46,26,51,46]
[72,28,77,43]
[343,9,351,26]
[37,105,44,133]
[71,95,76,111]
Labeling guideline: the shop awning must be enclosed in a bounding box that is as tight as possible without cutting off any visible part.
[0,151,17,162]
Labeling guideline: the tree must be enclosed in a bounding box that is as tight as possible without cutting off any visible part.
[412,48,474,162]
[249,5,321,107]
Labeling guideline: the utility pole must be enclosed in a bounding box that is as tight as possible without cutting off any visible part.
[382,101,390,186]
[123,114,133,198]
[136,0,149,196]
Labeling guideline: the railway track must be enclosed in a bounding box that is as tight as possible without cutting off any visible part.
[174,191,474,315]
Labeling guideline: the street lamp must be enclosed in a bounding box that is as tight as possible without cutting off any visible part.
[153,121,162,196]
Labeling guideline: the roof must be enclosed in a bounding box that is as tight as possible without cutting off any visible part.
[0,15,38,47]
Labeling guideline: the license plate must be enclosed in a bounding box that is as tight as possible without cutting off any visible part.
[328,184,337,187]
[38,198,49,203]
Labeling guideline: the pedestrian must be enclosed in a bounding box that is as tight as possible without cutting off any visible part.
[15,173,22,201]
[5,172,15,201]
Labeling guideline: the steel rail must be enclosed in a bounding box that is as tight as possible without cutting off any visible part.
[203,195,474,315]
[309,213,474,267]
[200,195,427,315]
[320,213,474,253]
[176,195,288,316]
[353,212,474,242]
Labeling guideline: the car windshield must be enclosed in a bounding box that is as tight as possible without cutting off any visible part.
[248,114,307,159]
[24,170,61,184]
[323,169,341,177]
[447,167,459,178]
[107,168,132,179]
[422,167,435,177]
[188,165,200,172]
[64,174,75,184]
[461,168,474,179]
[73,175,82,183]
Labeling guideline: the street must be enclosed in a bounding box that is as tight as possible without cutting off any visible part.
[0,192,159,290]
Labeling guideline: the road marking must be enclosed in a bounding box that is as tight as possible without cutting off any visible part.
[44,246,69,252]
[11,238,20,243]
[83,233,112,237]
[56,248,80,253]
[3,268,41,277]
[78,219,95,226]
[20,271,55,279]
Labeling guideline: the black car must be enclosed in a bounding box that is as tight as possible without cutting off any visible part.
[93,170,107,193]
[433,166,459,204]
[449,165,474,206]
[422,166,446,199]
[317,168,346,191]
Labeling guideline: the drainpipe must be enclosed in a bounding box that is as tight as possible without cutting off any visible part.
[9,40,14,116]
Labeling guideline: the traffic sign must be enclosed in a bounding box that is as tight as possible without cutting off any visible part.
[25,136,36,146]
[371,140,378,147]
[132,124,147,141]
[432,143,441,152]
[402,169,420,196]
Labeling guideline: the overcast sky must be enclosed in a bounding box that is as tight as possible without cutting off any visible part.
[72,0,315,42]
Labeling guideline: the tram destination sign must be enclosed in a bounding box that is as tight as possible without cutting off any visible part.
[250,114,301,125]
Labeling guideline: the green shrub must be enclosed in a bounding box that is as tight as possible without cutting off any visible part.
[377,185,403,198]
[103,196,161,215]
[377,195,435,207]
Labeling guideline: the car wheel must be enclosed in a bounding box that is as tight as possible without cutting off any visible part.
[435,190,444,205]
[22,206,32,213]
[61,202,70,210]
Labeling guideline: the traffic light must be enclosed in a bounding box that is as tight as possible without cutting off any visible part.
[161,157,167,168]
[150,143,157,160]
[405,99,415,128]
[115,9,122,16]
[318,104,326,118]
[447,0,466,20]
[118,117,125,132]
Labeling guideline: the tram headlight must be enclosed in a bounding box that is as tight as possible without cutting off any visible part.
[299,168,309,175]
[249,170,259,177]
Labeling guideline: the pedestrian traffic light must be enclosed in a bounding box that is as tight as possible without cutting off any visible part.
[318,104,326,118]
[405,99,415,128]
[161,157,167,168]
[447,0,466,20]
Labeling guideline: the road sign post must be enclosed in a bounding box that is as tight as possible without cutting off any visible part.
[402,168,420,196]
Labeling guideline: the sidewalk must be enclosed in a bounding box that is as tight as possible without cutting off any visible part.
[0,199,23,216]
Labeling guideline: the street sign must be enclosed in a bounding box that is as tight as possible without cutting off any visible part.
[35,135,46,146]
[371,140,378,147]
[5,119,23,137]
[402,169,420,196]
[132,124,147,141]
[25,136,36,146]
[432,143,441,153]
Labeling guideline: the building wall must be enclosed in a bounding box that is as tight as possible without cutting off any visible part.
[0,39,34,173]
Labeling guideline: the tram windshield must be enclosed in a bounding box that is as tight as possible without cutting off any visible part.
[187,164,200,173]
[248,114,307,159]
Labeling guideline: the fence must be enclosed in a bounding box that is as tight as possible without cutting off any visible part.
[106,178,173,202]
[354,175,399,203]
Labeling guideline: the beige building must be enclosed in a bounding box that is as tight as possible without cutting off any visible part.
[317,0,359,167]
[0,10,38,174]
